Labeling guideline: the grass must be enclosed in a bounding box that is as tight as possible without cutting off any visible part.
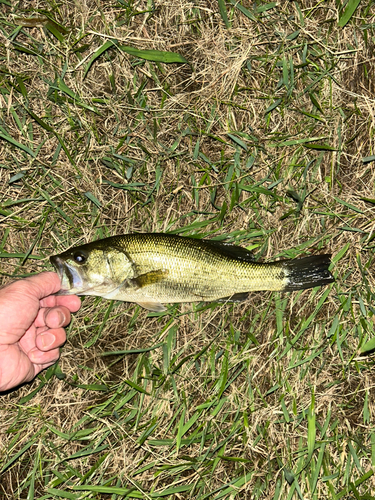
[1,0,375,498]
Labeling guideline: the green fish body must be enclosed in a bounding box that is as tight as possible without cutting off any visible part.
[50,233,334,311]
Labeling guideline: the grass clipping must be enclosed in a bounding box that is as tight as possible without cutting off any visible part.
[1,1,375,499]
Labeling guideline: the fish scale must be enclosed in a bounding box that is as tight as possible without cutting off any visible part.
[50,233,334,312]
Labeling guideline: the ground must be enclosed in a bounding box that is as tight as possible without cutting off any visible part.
[1,1,375,498]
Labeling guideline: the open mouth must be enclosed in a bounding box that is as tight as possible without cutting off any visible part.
[50,255,64,281]
[50,255,83,292]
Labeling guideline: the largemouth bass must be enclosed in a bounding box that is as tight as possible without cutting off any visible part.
[50,233,334,312]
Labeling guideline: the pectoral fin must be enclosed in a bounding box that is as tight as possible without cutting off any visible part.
[131,269,169,288]
[130,270,169,311]
[136,300,167,312]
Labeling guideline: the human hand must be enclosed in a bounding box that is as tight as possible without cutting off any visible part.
[0,272,81,392]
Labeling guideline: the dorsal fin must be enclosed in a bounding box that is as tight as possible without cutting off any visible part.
[202,240,256,262]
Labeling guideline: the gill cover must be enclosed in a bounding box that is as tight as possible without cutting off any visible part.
[50,245,134,296]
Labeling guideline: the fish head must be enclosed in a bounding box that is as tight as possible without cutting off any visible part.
[50,242,134,296]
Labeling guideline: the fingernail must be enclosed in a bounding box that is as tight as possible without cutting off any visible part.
[40,332,55,348]
[47,308,65,327]
[28,347,40,363]
[56,310,65,326]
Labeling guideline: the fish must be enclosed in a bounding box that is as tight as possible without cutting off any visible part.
[50,233,335,312]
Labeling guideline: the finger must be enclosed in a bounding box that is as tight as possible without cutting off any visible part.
[28,345,61,366]
[35,327,67,351]
[44,306,71,329]
[34,306,71,329]
[18,325,38,354]
[40,294,81,312]
[56,295,82,312]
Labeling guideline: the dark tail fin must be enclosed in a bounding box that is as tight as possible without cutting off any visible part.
[283,254,334,291]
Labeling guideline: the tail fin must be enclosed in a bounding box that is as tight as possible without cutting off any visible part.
[283,254,334,291]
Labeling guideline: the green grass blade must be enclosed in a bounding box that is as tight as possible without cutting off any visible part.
[307,408,316,462]
[360,337,375,353]
[84,191,101,208]
[54,78,99,113]
[151,484,194,497]
[25,107,53,132]
[265,98,282,115]
[218,0,230,28]
[46,488,80,499]
[72,485,143,496]
[338,0,361,27]
[83,40,115,78]
[1,428,44,473]
[227,133,248,151]
[0,252,43,260]
[38,188,74,225]
[303,143,337,151]
[118,45,188,64]
[101,342,164,356]
[228,0,256,20]
[362,155,375,164]
[0,131,35,157]
[45,21,66,42]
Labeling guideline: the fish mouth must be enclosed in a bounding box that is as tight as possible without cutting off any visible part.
[50,255,64,281]
[50,255,84,294]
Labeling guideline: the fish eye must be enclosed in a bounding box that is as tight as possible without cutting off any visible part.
[73,251,87,264]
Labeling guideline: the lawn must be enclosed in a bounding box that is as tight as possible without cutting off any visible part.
[1,0,375,498]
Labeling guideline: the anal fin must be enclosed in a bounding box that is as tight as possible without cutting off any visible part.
[136,300,167,312]
[217,292,249,303]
